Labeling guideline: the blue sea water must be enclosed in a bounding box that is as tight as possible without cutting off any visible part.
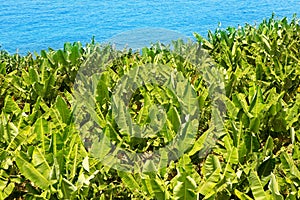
[0,0,300,54]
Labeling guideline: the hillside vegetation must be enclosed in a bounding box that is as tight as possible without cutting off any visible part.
[0,15,300,199]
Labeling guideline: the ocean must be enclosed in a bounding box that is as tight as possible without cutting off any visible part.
[0,0,299,54]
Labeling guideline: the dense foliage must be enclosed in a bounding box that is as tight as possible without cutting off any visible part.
[1,15,300,199]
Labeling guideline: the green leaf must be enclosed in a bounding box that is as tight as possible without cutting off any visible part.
[95,72,110,107]
[29,67,39,84]
[173,176,197,200]
[225,96,240,119]
[3,95,21,114]
[202,155,222,179]
[257,157,275,177]
[223,135,239,164]
[150,178,167,200]
[33,118,49,154]
[53,49,68,65]
[60,177,77,198]
[69,44,80,64]
[234,189,253,200]
[118,171,140,192]
[143,160,157,174]
[90,129,112,161]
[82,156,89,172]
[188,127,214,157]
[55,95,71,124]
[198,168,221,196]
[227,146,239,165]
[40,59,51,83]
[111,92,133,136]
[31,148,52,178]
[33,82,45,97]
[4,123,27,152]
[244,132,260,153]
[280,151,300,180]
[268,173,284,200]
[0,62,6,75]
[167,106,181,133]
[235,93,256,119]
[0,182,14,199]
[16,153,54,190]
[249,117,260,133]
[249,87,264,116]
[262,136,274,157]
[248,170,268,200]
[172,154,200,199]
[43,73,56,97]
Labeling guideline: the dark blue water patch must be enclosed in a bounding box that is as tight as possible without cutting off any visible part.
[0,0,299,54]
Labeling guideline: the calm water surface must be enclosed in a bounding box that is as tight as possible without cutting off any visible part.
[0,0,300,54]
